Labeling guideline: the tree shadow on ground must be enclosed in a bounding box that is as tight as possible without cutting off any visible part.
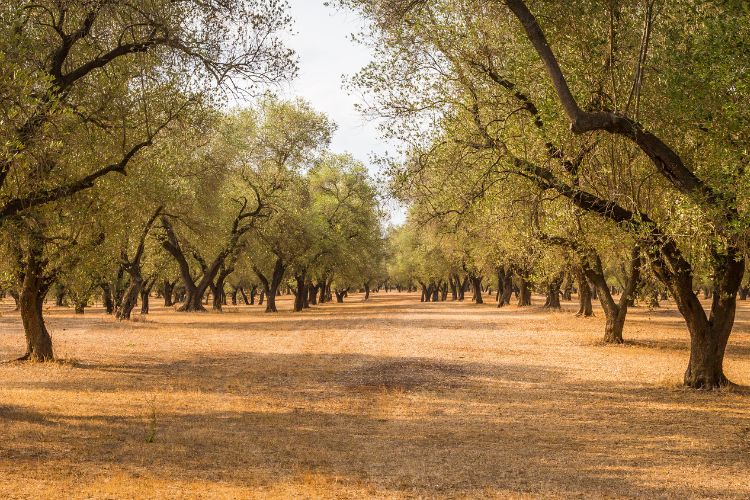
[3,352,750,497]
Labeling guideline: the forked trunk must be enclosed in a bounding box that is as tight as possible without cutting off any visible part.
[117,278,142,320]
[585,246,641,345]
[652,245,744,389]
[335,289,348,303]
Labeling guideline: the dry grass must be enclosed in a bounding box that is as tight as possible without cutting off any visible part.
[1,293,750,498]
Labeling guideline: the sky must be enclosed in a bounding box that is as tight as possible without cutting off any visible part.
[280,0,405,224]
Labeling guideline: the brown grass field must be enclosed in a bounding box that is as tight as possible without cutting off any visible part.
[2,292,750,499]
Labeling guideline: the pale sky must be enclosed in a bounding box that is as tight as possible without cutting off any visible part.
[282,0,383,161]
[280,0,405,224]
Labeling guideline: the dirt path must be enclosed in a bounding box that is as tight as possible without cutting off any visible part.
[1,293,750,498]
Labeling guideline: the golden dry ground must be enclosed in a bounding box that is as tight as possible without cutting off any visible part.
[2,292,750,499]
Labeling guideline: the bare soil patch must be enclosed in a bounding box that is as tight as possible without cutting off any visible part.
[1,293,750,498]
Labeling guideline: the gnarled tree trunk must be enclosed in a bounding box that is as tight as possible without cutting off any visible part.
[19,241,54,361]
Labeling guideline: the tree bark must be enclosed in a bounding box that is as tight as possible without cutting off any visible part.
[470,275,483,304]
[140,287,151,315]
[100,283,114,314]
[544,273,563,310]
[163,280,175,307]
[517,276,532,307]
[584,247,641,344]
[574,267,593,317]
[648,242,743,388]
[18,240,54,361]
[294,273,306,312]
[117,277,141,320]
[254,259,285,313]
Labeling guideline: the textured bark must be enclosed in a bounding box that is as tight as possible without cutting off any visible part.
[18,240,54,361]
[584,247,641,344]
[574,267,593,317]
[648,242,743,388]
[117,277,141,320]
[431,281,440,302]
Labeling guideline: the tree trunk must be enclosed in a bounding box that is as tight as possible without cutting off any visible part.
[364,282,371,301]
[19,243,54,361]
[117,277,142,320]
[471,275,483,304]
[294,273,306,312]
[562,271,573,300]
[230,287,238,305]
[140,288,150,315]
[544,274,562,310]
[100,283,114,314]
[574,267,593,317]
[517,277,532,307]
[163,280,175,307]
[584,246,640,344]
[457,277,468,301]
[335,288,348,303]
[211,274,228,312]
[54,284,66,307]
[308,284,319,305]
[649,243,743,388]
